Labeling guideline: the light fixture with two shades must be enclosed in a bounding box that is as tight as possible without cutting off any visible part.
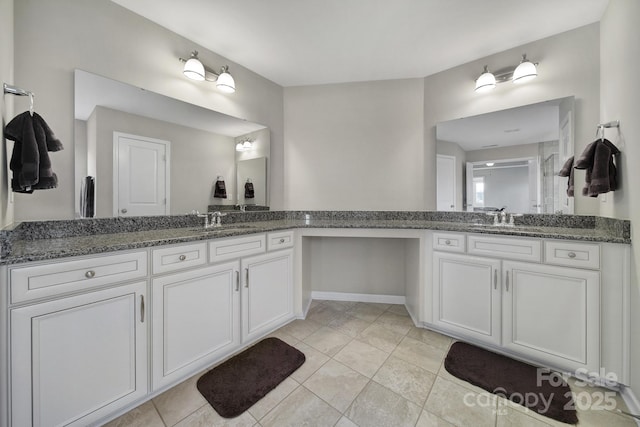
[475,54,538,93]
[235,138,254,151]
[179,51,236,93]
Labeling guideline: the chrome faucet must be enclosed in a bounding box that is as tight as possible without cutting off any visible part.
[210,211,227,227]
[236,204,247,212]
[193,210,227,228]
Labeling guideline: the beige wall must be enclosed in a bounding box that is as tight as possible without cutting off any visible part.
[87,106,235,217]
[284,78,425,210]
[0,0,14,228]
[600,0,640,394]
[12,0,284,221]
[424,24,600,214]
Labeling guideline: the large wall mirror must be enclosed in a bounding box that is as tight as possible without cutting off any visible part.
[74,70,270,218]
[436,96,574,214]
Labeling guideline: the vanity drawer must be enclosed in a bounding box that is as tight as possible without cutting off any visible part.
[544,240,600,270]
[152,242,207,275]
[10,251,148,304]
[432,232,465,253]
[467,235,541,263]
[267,231,294,251]
[209,234,266,263]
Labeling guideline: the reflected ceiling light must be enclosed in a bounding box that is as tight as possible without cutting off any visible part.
[474,54,538,93]
[486,162,495,167]
[512,54,538,84]
[235,138,254,151]
[179,50,236,93]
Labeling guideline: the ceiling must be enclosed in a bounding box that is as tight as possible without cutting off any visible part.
[111,0,608,87]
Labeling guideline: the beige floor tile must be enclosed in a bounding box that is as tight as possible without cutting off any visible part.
[174,403,257,427]
[265,329,299,346]
[303,326,352,356]
[247,377,299,421]
[406,327,453,350]
[307,304,346,325]
[567,377,629,413]
[357,323,404,353]
[495,400,552,427]
[386,304,410,316]
[425,376,497,427]
[334,339,390,378]
[309,299,325,310]
[415,410,456,427]
[278,319,323,340]
[328,313,371,337]
[437,356,493,396]
[374,311,415,335]
[346,303,387,322]
[575,407,637,427]
[153,374,208,426]
[291,342,330,382]
[260,386,341,427]
[498,396,573,427]
[335,416,359,427]
[373,355,436,406]
[346,381,422,427]
[103,400,165,427]
[392,336,446,374]
[323,300,359,311]
[303,359,369,412]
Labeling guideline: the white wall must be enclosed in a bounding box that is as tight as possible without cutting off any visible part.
[0,0,14,228]
[284,79,425,210]
[12,0,284,221]
[600,0,640,395]
[424,24,600,215]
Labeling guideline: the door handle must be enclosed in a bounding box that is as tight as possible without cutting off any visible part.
[245,268,249,288]
[235,270,239,291]
[140,295,145,323]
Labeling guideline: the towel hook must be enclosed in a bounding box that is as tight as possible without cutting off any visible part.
[29,92,34,115]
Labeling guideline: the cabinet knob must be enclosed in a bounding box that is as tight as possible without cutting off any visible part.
[121,208,128,214]
[445,239,451,245]
[279,238,285,243]
[568,252,576,259]
[85,270,96,278]
[179,254,186,261]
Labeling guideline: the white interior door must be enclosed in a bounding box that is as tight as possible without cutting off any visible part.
[436,155,456,211]
[528,159,540,213]
[114,132,170,216]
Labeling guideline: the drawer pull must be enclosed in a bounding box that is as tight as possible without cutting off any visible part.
[85,270,96,279]
[245,268,249,288]
[568,252,577,259]
[445,239,451,245]
[140,295,145,323]
[178,254,187,261]
[279,238,286,243]
[494,269,497,290]
[506,271,510,292]
[235,271,240,291]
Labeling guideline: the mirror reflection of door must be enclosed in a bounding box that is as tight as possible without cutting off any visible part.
[113,132,170,216]
[436,155,456,211]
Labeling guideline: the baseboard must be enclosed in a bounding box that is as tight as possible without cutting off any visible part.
[297,297,313,319]
[619,385,640,426]
[311,291,405,305]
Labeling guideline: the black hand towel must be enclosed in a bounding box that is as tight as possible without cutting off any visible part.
[244,182,255,199]
[558,156,575,197]
[575,139,619,197]
[214,179,227,198]
[4,111,63,193]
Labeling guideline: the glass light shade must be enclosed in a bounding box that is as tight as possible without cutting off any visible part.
[216,71,236,93]
[183,57,205,81]
[242,141,253,149]
[235,142,245,151]
[512,60,537,84]
[475,71,496,92]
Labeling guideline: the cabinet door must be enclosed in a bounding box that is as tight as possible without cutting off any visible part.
[152,262,240,390]
[11,281,148,427]
[502,261,600,372]
[433,252,501,346]
[241,249,294,343]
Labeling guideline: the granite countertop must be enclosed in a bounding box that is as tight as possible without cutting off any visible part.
[1,212,631,265]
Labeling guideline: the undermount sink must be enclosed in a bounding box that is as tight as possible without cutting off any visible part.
[466,224,546,233]
[188,224,258,234]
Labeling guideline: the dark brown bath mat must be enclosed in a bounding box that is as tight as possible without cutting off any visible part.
[445,341,578,424]
[196,337,305,418]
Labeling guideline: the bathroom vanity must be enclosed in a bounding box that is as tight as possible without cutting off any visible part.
[0,211,631,427]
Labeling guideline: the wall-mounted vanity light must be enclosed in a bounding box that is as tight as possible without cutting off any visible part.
[474,54,538,93]
[235,138,254,151]
[179,51,236,93]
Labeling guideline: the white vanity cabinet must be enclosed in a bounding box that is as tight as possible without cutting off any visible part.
[151,261,241,390]
[9,279,148,427]
[429,232,625,378]
[241,248,294,343]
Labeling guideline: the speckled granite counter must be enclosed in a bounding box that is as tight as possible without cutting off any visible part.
[0,211,630,265]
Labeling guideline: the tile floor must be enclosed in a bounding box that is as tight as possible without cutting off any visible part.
[105,300,637,427]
